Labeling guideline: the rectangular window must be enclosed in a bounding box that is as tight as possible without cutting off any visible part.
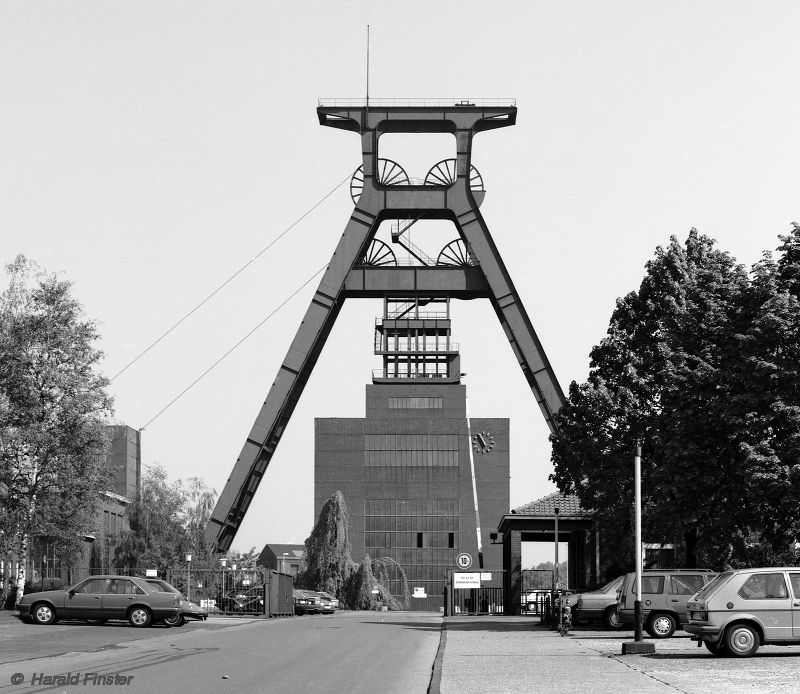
[668,575,706,595]
[448,533,455,549]
[388,397,443,409]
[417,533,424,548]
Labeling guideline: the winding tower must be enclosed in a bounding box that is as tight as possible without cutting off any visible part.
[206,99,565,552]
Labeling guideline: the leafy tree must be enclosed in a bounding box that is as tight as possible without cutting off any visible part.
[298,490,356,599]
[551,230,758,571]
[300,491,412,609]
[115,464,189,572]
[371,556,410,610]
[726,224,800,563]
[0,256,114,605]
[183,476,218,566]
[346,553,380,610]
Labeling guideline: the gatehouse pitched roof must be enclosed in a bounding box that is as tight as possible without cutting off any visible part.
[512,492,589,518]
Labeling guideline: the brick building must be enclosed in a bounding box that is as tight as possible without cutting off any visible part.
[315,298,509,611]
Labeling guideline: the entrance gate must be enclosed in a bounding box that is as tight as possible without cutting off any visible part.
[521,569,554,619]
[447,570,504,615]
[165,567,293,617]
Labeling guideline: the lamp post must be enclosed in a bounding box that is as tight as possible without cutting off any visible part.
[220,557,227,609]
[554,506,560,631]
[622,443,655,654]
[185,553,192,601]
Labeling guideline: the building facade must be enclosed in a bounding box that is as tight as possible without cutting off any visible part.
[315,298,509,611]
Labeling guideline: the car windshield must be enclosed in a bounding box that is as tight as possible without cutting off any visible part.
[694,572,733,601]
[598,577,622,593]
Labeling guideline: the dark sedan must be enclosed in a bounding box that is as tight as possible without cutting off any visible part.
[16,575,182,628]
[144,578,208,626]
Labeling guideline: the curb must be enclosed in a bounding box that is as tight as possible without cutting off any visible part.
[427,618,447,694]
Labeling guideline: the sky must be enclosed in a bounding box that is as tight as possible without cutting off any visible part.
[3,1,799,556]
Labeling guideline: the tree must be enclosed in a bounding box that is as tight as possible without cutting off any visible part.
[0,256,114,605]
[114,464,189,573]
[726,224,800,563]
[183,476,218,566]
[298,491,356,599]
[551,229,758,571]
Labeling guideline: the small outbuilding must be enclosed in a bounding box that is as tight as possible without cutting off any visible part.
[498,492,598,615]
[257,544,305,577]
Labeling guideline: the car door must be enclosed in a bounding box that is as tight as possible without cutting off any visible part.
[668,574,708,623]
[736,571,793,640]
[789,572,800,638]
[63,578,107,618]
[101,579,142,619]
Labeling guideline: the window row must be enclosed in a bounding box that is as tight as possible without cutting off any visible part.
[364,434,460,451]
[365,515,459,532]
[365,450,458,467]
[388,397,443,409]
[365,499,460,517]
[366,531,458,549]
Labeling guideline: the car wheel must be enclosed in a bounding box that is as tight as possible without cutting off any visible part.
[646,613,676,638]
[32,603,57,625]
[602,606,623,630]
[128,606,152,628]
[724,623,760,657]
[704,640,727,656]
[163,614,186,627]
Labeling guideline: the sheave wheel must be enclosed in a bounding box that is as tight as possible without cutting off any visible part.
[724,624,760,657]
[646,612,676,638]
[32,603,57,625]
[603,605,623,630]
[128,606,152,628]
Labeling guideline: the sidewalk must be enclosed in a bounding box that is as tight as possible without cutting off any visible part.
[435,616,800,694]
[437,616,675,694]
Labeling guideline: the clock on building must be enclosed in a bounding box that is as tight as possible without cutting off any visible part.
[472,431,495,454]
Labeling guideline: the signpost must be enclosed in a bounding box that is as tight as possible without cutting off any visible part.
[453,572,481,589]
[456,553,473,570]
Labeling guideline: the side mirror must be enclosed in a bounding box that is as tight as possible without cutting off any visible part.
[67,589,75,596]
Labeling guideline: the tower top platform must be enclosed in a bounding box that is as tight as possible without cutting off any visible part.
[317,98,516,133]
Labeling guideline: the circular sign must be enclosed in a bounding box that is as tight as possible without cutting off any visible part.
[456,553,473,569]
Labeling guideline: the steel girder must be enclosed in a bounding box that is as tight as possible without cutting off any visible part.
[205,104,565,552]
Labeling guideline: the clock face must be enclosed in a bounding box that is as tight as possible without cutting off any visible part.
[472,431,495,454]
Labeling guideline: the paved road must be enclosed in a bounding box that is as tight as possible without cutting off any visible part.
[0,612,441,694]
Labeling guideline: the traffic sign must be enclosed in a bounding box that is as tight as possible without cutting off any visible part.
[456,553,472,569]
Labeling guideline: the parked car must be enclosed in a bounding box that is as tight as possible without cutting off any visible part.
[618,569,717,638]
[574,575,625,629]
[144,578,208,626]
[16,575,182,628]
[686,567,800,657]
[316,591,340,614]
[293,589,323,615]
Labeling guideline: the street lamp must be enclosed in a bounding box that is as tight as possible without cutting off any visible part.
[185,553,193,601]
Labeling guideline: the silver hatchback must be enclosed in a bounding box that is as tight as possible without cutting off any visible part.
[686,567,800,656]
